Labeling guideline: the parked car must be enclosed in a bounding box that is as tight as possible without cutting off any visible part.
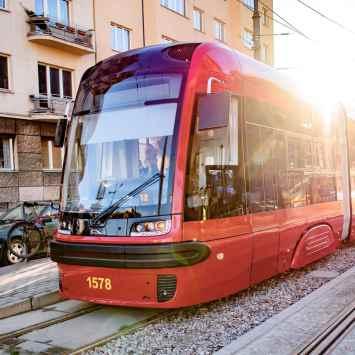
[0,202,59,265]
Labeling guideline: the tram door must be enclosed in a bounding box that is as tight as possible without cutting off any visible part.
[337,105,352,240]
[245,118,279,285]
[184,93,253,291]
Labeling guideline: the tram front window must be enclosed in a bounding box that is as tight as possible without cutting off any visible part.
[62,73,182,218]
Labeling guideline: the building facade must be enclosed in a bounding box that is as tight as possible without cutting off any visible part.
[0,0,273,210]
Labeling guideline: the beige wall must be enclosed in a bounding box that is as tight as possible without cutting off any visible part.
[0,0,276,122]
[0,0,95,120]
[0,0,274,121]
[237,0,274,64]
[94,0,144,61]
[0,0,274,207]
[95,0,273,65]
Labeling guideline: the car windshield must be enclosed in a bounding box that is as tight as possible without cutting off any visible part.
[0,206,24,221]
[0,204,44,221]
[62,73,182,217]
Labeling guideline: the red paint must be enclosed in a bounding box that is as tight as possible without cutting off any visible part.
[59,236,252,308]
[291,224,338,269]
[56,43,346,308]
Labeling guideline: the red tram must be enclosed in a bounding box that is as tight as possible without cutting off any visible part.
[51,42,353,308]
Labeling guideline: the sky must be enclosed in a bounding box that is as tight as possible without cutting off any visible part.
[273,0,355,116]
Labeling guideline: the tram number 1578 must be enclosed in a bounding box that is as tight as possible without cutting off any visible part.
[86,276,112,290]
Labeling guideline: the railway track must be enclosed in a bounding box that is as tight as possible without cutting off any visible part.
[299,304,355,355]
[0,299,165,354]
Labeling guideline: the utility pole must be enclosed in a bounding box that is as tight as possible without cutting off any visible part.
[252,0,261,61]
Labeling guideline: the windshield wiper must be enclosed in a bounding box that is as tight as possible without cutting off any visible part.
[92,172,163,226]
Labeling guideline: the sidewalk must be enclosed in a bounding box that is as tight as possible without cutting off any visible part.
[0,258,60,319]
[216,264,355,355]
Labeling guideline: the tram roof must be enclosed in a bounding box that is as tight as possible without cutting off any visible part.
[84,41,308,108]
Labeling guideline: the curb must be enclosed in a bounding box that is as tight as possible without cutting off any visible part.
[215,264,355,355]
[0,290,62,320]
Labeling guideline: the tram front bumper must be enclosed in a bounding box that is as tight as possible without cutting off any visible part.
[50,240,210,269]
[52,237,251,308]
[52,240,211,308]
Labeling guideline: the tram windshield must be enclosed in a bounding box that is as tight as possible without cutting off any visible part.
[62,73,182,217]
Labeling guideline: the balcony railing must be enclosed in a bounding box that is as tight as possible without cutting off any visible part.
[27,14,94,53]
[30,95,71,116]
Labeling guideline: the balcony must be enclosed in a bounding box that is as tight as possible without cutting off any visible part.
[30,95,71,118]
[27,15,95,55]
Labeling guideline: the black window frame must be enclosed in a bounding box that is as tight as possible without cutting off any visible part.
[0,54,9,90]
[37,63,73,99]
[0,135,14,170]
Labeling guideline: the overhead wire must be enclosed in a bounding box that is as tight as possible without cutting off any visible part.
[259,0,312,40]
[294,0,355,37]
[261,0,355,64]
[235,0,313,41]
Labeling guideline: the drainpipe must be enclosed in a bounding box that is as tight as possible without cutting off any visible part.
[141,0,146,46]
[93,0,98,63]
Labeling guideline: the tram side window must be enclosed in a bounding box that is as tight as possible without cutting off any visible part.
[245,97,339,211]
[245,125,264,212]
[311,110,338,204]
[288,137,305,169]
[286,171,309,208]
[245,97,315,211]
[274,132,287,208]
[263,128,278,210]
[185,95,246,221]
[285,136,311,208]
[348,119,355,202]
[245,124,280,212]
[349,121,355,169]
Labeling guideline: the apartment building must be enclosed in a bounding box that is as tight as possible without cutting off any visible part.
[0,0,273,210]
[95,0,273,63]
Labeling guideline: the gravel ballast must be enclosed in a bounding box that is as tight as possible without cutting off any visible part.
[88,243,355,355]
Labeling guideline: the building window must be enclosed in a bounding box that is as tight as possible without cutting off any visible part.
[41,137,63,170]
[160,0,185,15]
[193,8,202,31]
[214,19,225,41]
[35,0,69,25]
[261,44,268,63]
[38,63,72,99]
[0,55,9,90]
[262,7,269,26]
[242,29,254,49]
[0,136,14,170]
[111,25,130,52]
[161,35,177,44]
[242,0,254,10]
[0,0,6,10]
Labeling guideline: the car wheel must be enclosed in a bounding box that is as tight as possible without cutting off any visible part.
[5,239,26,265]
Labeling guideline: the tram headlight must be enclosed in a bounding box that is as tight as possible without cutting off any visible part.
[130,219,171,236]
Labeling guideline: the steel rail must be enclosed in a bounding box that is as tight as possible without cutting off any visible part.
[0,304,100,343]
[298,304,355,354]
[0,300,175,355]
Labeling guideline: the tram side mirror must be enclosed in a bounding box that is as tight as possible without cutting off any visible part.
[54,119,67,147]
[198,92,230,131]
